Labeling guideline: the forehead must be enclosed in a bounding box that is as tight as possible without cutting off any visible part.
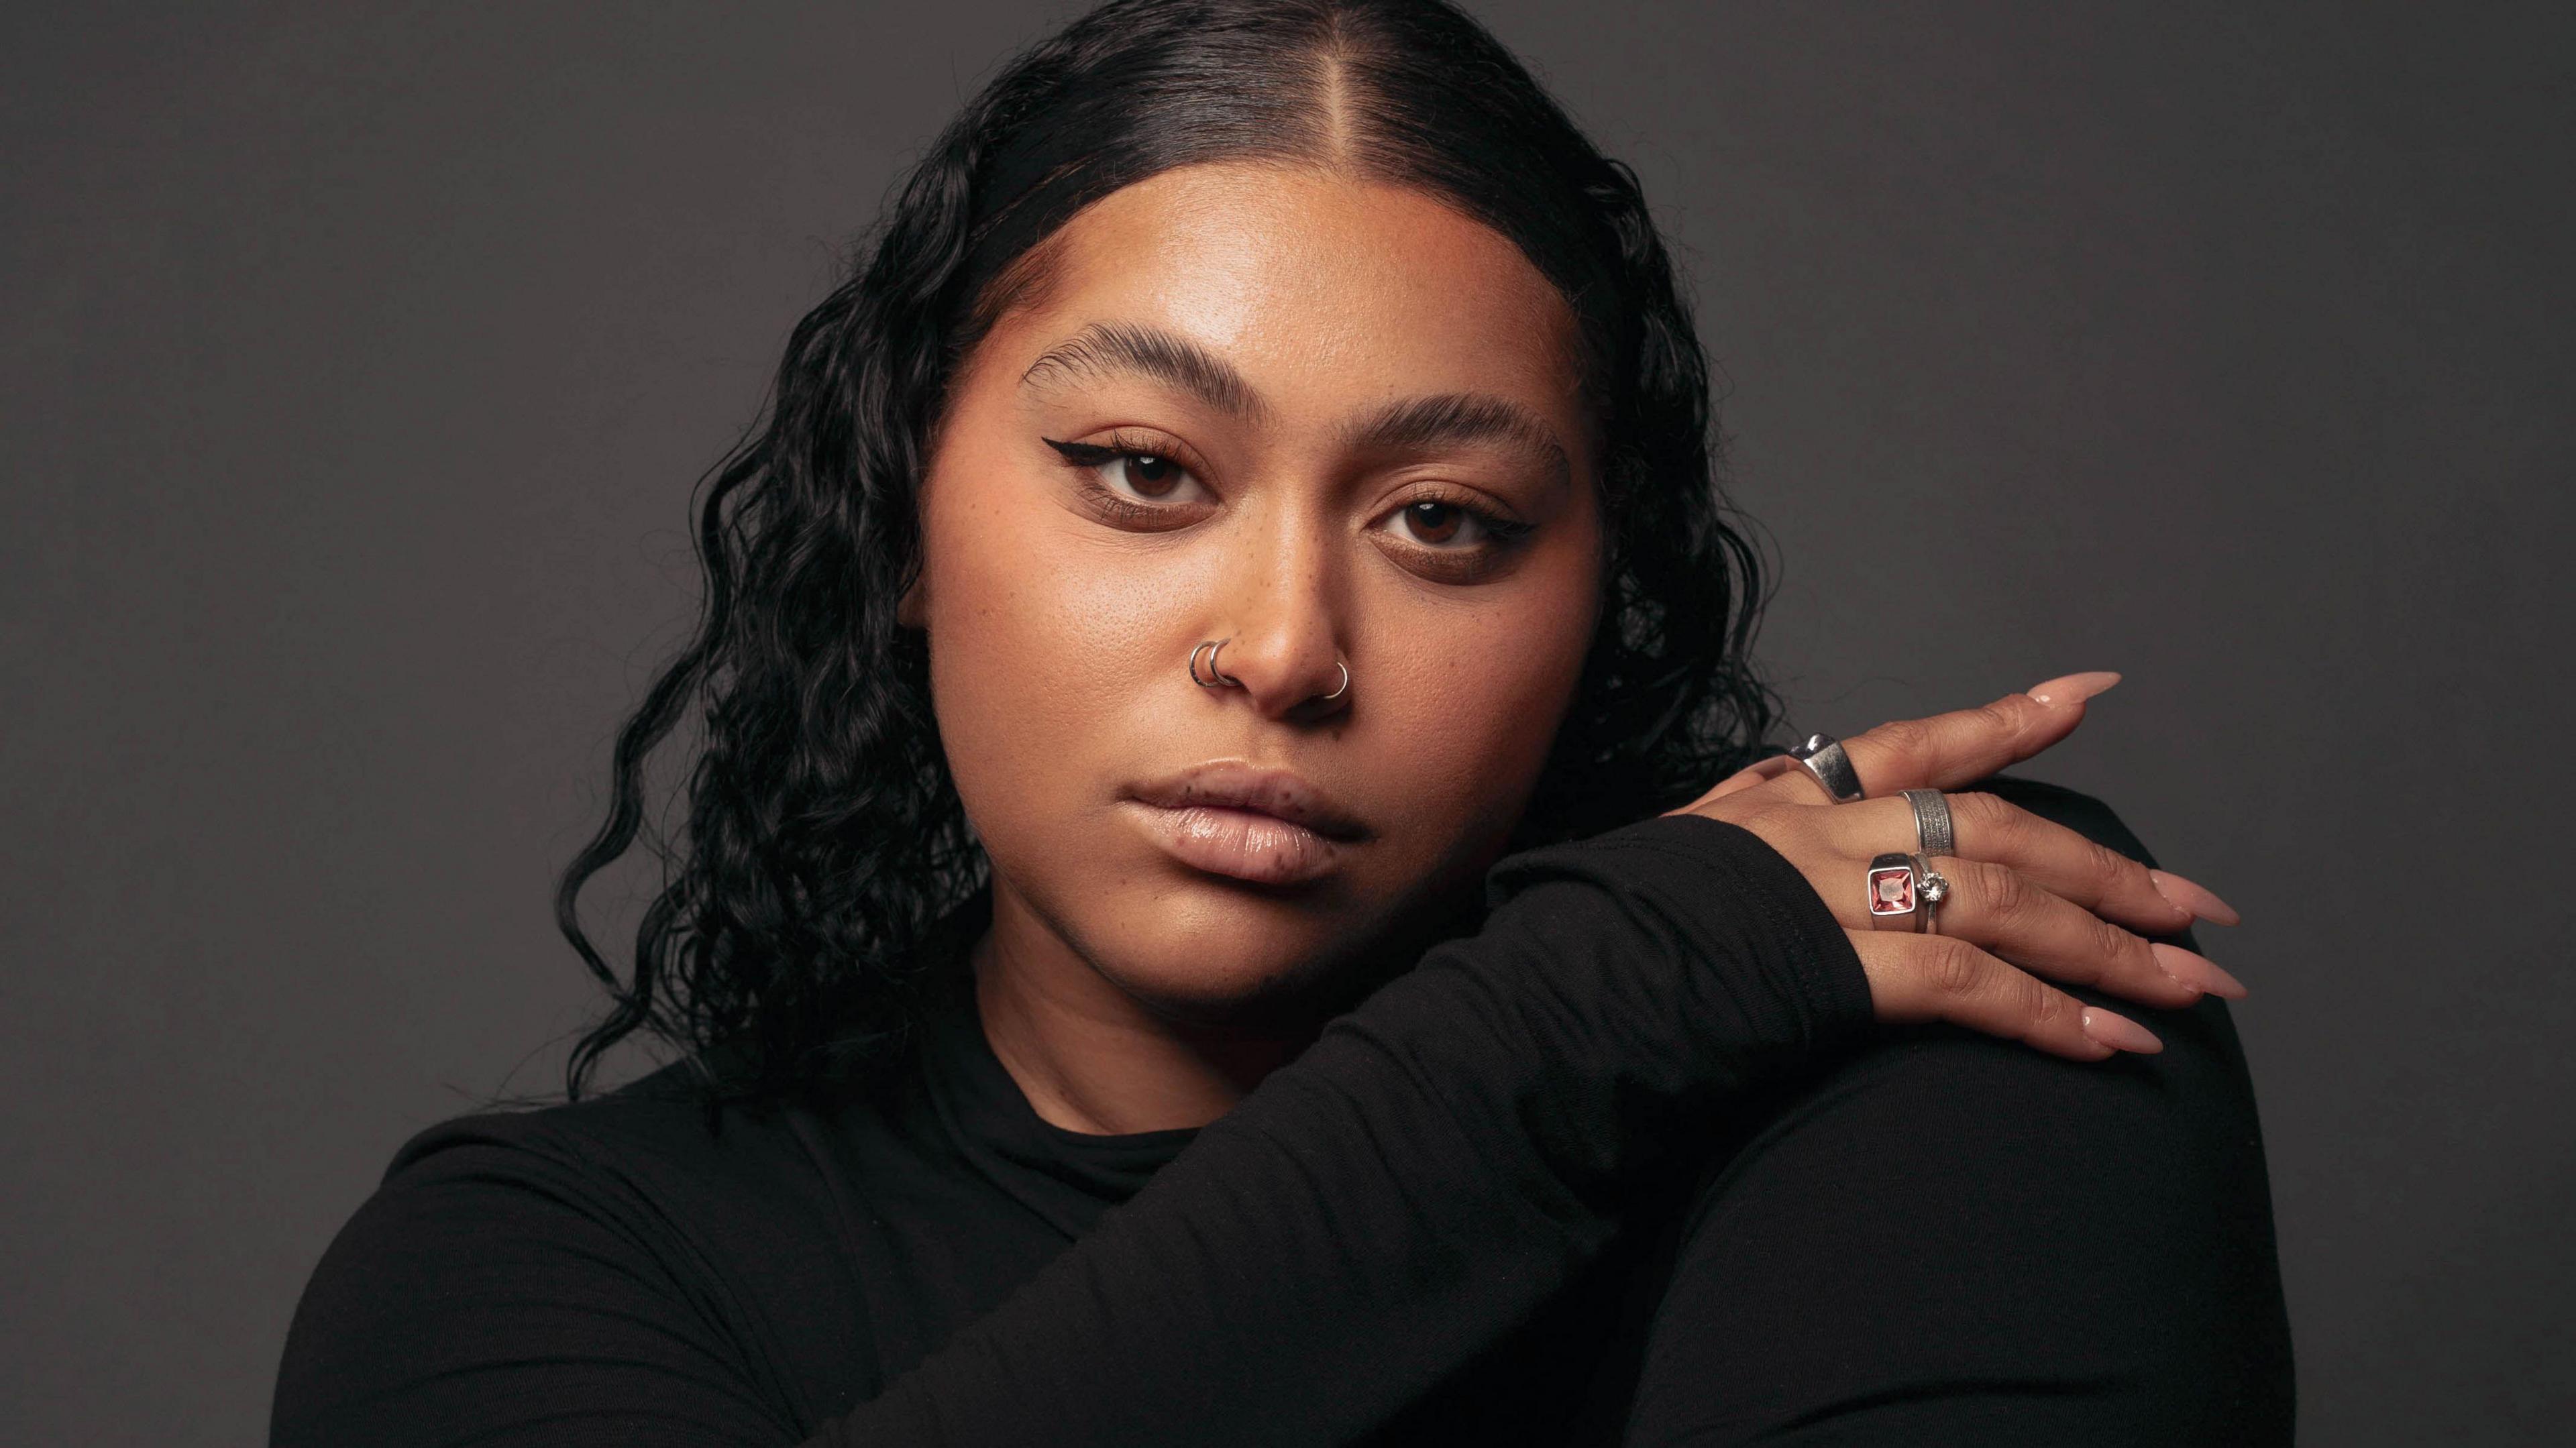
[991,162,1585,411]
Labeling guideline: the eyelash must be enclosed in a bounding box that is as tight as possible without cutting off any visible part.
[1038,434,1538,554]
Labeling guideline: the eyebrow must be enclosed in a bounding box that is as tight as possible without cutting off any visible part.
[1022,321,1269,424]
[1342,392,1571,487]
[1020,320,1572,486]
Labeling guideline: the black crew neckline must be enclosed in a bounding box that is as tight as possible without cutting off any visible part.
[910,884,1201,1222]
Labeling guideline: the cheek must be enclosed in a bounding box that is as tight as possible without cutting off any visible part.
[1354,589,1595,844]
[915,475,1167,856]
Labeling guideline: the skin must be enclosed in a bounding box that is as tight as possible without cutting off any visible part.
[900,162,1604,1134]
[897,160,2253,1135]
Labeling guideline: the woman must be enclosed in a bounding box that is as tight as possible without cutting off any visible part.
[270,1,2294,1443]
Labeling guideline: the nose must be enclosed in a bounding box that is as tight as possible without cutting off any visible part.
[1198,515,1351,722]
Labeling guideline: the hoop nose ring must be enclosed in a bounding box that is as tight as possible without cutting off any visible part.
[1190,638,1241,688]
[1191,638,1349,703]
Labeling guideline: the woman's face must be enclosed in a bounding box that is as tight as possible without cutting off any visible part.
[906,160,1604,1025]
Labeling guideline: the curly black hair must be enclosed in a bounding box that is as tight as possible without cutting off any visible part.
[553,0,1784,1112]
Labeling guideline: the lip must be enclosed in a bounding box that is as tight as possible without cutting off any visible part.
[1124,760,1370,887]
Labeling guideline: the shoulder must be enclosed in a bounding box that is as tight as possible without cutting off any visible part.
[328,1062,852,1266]
[372,1060,811,1195]
[272,1064,864,1446]
[1621,776,2296,1445]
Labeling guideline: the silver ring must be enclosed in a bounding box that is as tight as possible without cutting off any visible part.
[1788,732,1866,804]
[1190,638,1240,688]
[1866,852,1925,932]
[1193,640,1349,702]
[1915,851,1951,936]
[1900,788,1955,857]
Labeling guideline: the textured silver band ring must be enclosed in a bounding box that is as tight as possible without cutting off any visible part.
[1900,788,1955,857]
[1788,732,1867,804]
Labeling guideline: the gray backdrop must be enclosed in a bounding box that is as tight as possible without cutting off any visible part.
[5,2,2568,1442]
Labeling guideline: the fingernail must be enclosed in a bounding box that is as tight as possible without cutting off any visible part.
[2149,869,2242,926]
[2151,942,2248,999]
[2026,671,2123,708]
[2081,1007,2163,1054]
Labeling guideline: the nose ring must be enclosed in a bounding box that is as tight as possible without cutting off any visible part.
[1190,638,1241,687]
[1191,638,1350,702]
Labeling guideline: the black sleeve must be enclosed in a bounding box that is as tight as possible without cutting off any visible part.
[270,812,1876,1447]
[270,1115,814,1448]
[815,810,1874,1446]
[1614,777,2297,1447]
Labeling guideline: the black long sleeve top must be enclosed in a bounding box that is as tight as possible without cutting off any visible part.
[269,776,2294,1446]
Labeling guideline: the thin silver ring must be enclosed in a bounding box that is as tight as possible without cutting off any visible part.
[1190,638,1240,688]
[1914,851,1951,936]
[1900,788,1955,857]
[1788,732,1867,804]
[1193,638,1349,703]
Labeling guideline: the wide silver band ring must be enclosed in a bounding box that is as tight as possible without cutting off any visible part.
[1787,732,1867,804]
[1866,851,1951,934]
[1900,788,1956,858]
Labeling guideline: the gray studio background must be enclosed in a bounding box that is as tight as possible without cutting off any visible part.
[5,2,2568,1442]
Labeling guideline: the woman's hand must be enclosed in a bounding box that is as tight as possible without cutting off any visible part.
[1666,672,2245,1062]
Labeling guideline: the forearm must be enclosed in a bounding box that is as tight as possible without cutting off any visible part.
[808,812,1874,1447]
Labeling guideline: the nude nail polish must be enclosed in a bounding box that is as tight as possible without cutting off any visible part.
[2149,869,2242,926]
[2151,942,2249,999]
[2081,1007,2163,1054]
[2026,671,2123,708]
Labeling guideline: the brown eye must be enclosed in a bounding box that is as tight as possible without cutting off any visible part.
[1120,453,1183,498]
[1399,500,1477,547]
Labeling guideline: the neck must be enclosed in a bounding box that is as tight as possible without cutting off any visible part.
[967,867,1490,1137]
[969,900,1318,1137]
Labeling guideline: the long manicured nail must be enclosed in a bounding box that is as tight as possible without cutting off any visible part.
[2081,1007,2163,1054]
[2149,869,2242,926]
[2151,942,2248,999]
[2027,671,2123,708]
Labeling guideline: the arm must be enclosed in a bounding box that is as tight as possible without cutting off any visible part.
[818,813,1874,1447]
[272,811,1877,1447]
[1615,777,2296,1447]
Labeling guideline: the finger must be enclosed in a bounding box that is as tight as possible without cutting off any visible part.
[1851,930,2162,1061]
[1815,792,2190,940]
[1691,756,1796,806]
[1929,857,2245,1007]
[1831,671,2122,797]
[1925,791,2198,938]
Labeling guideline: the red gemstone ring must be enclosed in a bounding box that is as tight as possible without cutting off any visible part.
[1867,851,1951,934]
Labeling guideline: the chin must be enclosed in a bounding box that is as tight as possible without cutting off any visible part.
[1091,904,1366,1027]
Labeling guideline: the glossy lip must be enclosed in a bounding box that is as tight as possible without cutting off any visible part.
[1127,760,1372,843]
[1123,761,1372,887]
